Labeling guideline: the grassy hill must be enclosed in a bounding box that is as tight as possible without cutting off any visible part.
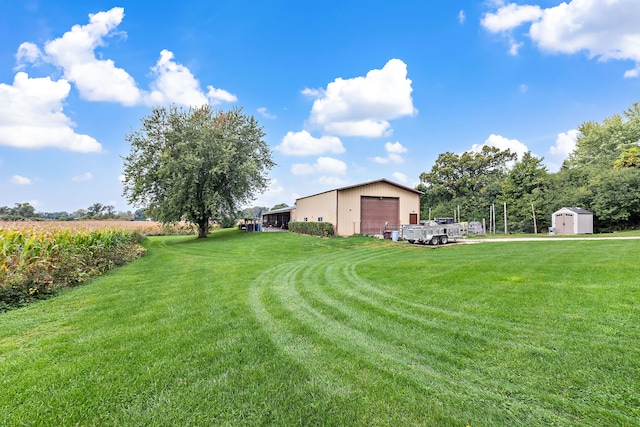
[1,229,639,426]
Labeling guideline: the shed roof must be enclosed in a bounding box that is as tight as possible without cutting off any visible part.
[557,207,593,215]
[296,178,423,201]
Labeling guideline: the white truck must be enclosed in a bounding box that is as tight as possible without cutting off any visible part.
[401,218,462,245]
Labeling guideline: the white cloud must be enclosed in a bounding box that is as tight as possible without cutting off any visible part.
[149,50,237,107]
[71,172,93,182]
[307,59,416,137]
[549,129,579,158]
[518,83,528,93]
[206,85,237,105]
[16,7,237,106]
[0,72,102,152]
[481,3,542,56]
[472,134,530,159]
[257,107,276,119]
[458,10,466,24]
[277,130,345,156]
[291,157,347,176]
[40,7,143,105]
[147,49,207,106]
[371,141,407,164]
[301,88,322,97]
[392,172,408,183]
[483,0,640,77]
[546,129,579,171]
[11,175,32,185]
[482,3,542,33]
[385,141,408,154]
[15,42,42,68]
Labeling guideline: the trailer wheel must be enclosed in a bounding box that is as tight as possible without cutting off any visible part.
[430,236,439,246]
[440,235,448,245]
[407,239,415,244]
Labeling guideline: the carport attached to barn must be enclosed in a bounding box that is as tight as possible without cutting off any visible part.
[262,205,295,229]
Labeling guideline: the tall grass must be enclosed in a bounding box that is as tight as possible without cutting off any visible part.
[0,225,145,310]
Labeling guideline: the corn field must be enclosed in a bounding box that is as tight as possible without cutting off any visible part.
[0,222,154,311]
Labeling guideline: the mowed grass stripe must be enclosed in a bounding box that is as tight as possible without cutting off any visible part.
[249,240,640,425]
[328,254,634,423]
[249,246,583,425]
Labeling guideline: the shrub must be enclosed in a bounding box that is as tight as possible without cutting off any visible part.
[288,221,334,237]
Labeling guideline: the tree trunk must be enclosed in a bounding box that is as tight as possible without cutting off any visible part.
[197,218,209,238]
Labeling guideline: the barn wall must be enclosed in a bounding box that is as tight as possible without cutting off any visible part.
[295,190,337,225]
[336,182,420,236]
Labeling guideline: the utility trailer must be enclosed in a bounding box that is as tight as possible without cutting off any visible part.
[401,219,462,245]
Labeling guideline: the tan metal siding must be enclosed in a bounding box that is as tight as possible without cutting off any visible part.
[336,181,420,236]
[295,190,337,224]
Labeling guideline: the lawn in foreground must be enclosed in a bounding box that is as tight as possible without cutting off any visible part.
[1,230,639,426]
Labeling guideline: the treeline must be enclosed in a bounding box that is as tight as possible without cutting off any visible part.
[1,201,291,225]
[0,202,147,221]
[419,102,640,233]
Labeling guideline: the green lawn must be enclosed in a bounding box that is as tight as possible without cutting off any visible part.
[1,230,639,426]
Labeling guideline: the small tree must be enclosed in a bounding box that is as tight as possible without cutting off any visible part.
[122,105,275,238]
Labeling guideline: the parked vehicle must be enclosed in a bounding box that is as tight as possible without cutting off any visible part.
[401,219,462,245]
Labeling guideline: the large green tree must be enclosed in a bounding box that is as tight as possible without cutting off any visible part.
[419,146,517,220]
[501,152,551,232]
[566,102,640,170]
[122,105,275,238]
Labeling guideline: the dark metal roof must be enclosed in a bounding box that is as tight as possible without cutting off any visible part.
[296,178,423,201]
[560,207,593,215]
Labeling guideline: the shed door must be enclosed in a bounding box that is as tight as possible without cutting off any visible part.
[555,213,574,235]
[361,196,399,235]
[409,213,418,224]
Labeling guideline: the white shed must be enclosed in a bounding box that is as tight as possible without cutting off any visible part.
[552,207,593,235]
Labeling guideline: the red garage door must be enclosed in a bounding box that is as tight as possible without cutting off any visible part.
[361,196,399,235]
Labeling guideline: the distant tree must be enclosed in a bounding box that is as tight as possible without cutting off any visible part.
[122,105,275,238]
[134,209,147,221]
[271,203,288,211]
[13,202,36,218]
[39,211,70,220]
[419,146,517,220]
[87,203,105,217]
[501,152,551,232]
[590,168,640,231]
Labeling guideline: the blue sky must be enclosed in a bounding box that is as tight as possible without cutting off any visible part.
[1,1,639,213]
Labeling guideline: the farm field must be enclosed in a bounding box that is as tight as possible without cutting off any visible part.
[0,220,196,235]
[1,229,639,426]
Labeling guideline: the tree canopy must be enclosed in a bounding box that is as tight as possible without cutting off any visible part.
[418,101,640,233]
[122,105,275,238]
